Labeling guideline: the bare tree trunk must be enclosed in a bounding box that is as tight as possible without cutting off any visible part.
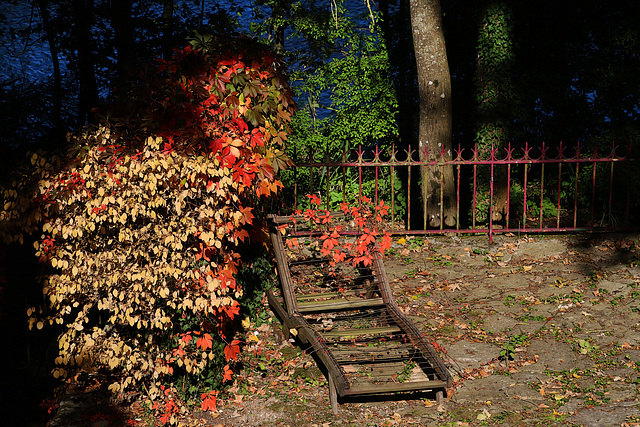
[408,0,456,228]
[162,0,174,59]
[37,0,63,137]
[111,0,136,80]
[72,0,98,126]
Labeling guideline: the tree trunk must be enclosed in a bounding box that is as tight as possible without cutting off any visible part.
[72,0,99,126]
[475,1,516,223]
[37,0,63,138]
[408,0,456,228]
[270,1,286,53]
[111,0,136,80]
[162,0,174,59]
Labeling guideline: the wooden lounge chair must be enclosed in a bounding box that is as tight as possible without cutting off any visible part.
[267,214,453,414]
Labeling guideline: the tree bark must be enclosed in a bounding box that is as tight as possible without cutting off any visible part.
[72,0,99,126]
[408,0,456,228]
[111,0,136,80]
[475,1,516,222]
[162,0,174,60]
[37,0,63,137]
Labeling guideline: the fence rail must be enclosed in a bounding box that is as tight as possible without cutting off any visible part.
[288,141,638,242]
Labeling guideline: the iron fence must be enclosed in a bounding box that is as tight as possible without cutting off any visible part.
[285,141,638,242]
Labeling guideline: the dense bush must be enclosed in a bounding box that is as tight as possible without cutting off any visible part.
[0,36,295,421]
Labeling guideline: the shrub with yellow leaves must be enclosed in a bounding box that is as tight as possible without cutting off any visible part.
[0,35,295,423]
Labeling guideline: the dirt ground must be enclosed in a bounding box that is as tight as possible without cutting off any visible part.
[50,232,640,427]
[204,232,640,427]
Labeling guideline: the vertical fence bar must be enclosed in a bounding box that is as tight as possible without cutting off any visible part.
[294,168,299,212]
[556,163,562,228]
[573,164,579,228]
[539,163,545,230]
[522,164,528,229]
[591,163,596,223]
[608,162,614,222]
[374,145,379,207]
[358,147,363,209]
[489,159,494,243]
[293,144,299,212]
[325,165,330,210]
[440,164,444,230]
[309,166,314,203]
[456,164,461,230]
[407,163,411,230]
[423,183,428,230]
[391,164,395,226]
[342,151,347,205]
[325,141,330,210]
[506,163,511,228]
[472,164,477,229]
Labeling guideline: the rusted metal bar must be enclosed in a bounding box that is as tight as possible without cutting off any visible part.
[523,162,528,229]
[556,162,562,229]
[472,162,477,229]
[539,162,545,230]
[289,142,636,238]
[456,163,461,231]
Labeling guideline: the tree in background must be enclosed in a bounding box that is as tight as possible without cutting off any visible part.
[472,1,518,223]
[408,0,456,228]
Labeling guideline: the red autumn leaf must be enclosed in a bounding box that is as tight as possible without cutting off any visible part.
[180,333,193,346]
[240,206,254,226]
[233,229,249,243]
[307,194,322,205]
[224,339,241,361]
[196,333,213,351]
[222,301,240,319]
[201,390,218,412]
[223,364,233,382]
[322,237,336,251]
[380,233,393,253]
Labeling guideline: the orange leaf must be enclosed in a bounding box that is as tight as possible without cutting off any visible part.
[224,339,241,361]
[196,333,213,351]
[201,390,218,412]
[240,206,254,226]
[181,333,193,346]
[380,233,392,252]
[223,364,233,382]
[306,194,321,205]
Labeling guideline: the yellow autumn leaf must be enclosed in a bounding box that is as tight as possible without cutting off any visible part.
[241,317,251,329]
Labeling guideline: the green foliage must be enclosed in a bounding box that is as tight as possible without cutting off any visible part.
[500,333,527,361]
[474,2,518,152]
[236,247,277,326]
[254,1,400,213]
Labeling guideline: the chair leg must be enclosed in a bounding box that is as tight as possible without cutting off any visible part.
[329,374,339,415]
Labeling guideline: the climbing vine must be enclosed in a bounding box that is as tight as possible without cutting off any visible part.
[0,36,295,422]
[285,195,393,267]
